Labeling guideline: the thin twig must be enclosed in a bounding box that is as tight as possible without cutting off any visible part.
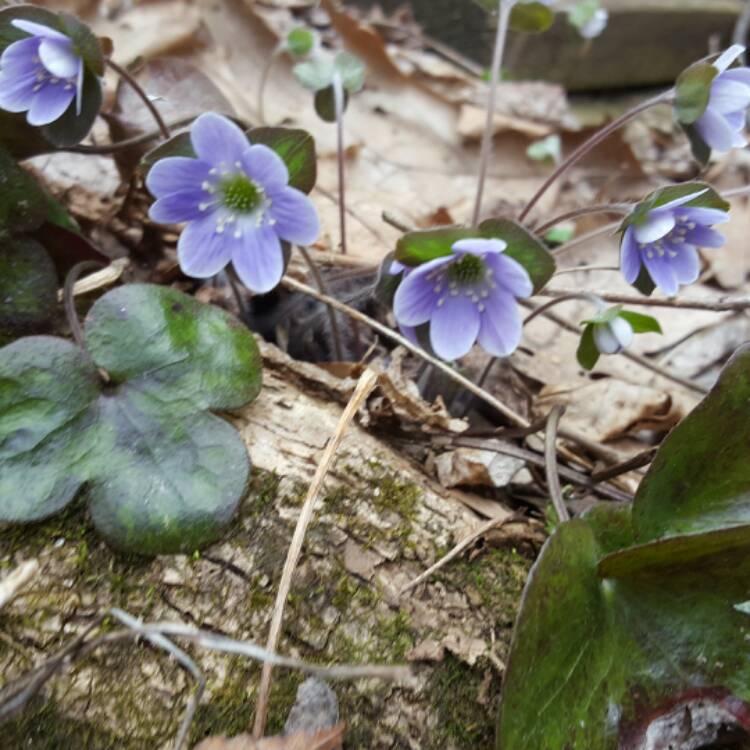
[297,245,345,361]
[522,292,599,327]
[63,261,105,347]
[540,287,750,313]
[521,299,709,394]
[518,91,673,222]
[439,436,633,503]
[110,609,204,750]
[333,72,348,255]
[591,447,657,483]
[472,0,513,226]
[106,59,170,140]
[533,204,632,235]
[281,275,619,465]
[400,513,524,595]
[554,265,620,277]
[382,211,412,233]
[544,405,570,522]
[253,369,379,737]
[551,220,621,255]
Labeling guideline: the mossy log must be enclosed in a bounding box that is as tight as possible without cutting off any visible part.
[0,341,531,749]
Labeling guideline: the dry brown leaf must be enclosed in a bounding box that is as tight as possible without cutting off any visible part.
[434,447,525,490]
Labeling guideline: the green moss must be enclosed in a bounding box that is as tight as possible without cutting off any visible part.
[2,699,145,749]
[426,655,501,748]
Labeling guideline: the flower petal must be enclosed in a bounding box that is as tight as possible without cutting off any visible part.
[477,291,522,357]
[177,217,233,278]
[612,317,634,349]
[0,70,37,112]
[668,244,701,284]
[709,77,750,114]
[0,37,40,73]
[721,68,750,87]
[633,210,675,244]
[27,82,75,125]
[12,19,69,41]
[430,296,480,361]
[38,37,78,78]
[191,112,249,168]
[620,226,642,284]
[683,225,726,248]
[268,187,319,245]
[679,206,731,226]
[714,45,745,74]
[485,252,533,298]
[695,107,738,152]
[232,225,284,293]
[643,252,679,297]
[398,324,419,345]
[149,190,209,223]
[393,262,445,326]
[146,156,212,198]
[241,144,289,193]
[452,238,507,256]
[593,323,621,355]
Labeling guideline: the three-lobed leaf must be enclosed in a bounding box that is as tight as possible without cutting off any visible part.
[0,284,263,555]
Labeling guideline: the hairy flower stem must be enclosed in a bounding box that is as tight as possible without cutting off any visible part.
[472,0,514,227]
[64,261,105,348]
[333,73,348,255]
[518,90,674,223]
[106,58,170,141]
[296,245,345,362]
[522,292,602,327]
[257,44,283,125]
[533,203,632,235]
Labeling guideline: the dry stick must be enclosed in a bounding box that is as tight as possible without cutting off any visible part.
[539,287,750,313]
[105,59,170,140]
[554,265,620,276]
[281,275,620,465]
[533,203,632,235]
[518,90,673,223]
[472,0,513,226]
[400,513,524,595]
[521,299,708,395]
[297,245,345,362]
[253,369,379,737]
[544,405,570,522]
[110,609,204,750]
[591,447,657,484]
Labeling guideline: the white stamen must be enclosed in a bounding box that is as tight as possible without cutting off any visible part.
[234,229,242,239]
[478,303,485,312]
[199,202,210,211]
[437,297,446,307]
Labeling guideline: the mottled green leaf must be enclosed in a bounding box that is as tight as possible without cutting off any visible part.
[0,237,58,343]
[632,343,750,542]
[394,227,468,266]
[248,127,317,195]
[0,284,262,554]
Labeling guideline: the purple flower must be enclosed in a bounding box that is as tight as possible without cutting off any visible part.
[393,238,532,361]
[620,190,728,297]
[694,45,750,152]
[147,113,320,293]
[0,19,85,126]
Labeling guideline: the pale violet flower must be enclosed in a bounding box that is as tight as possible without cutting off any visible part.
[393,238,532,361]
[620,190,728,297]
[0,19,84,126]
[694,45,750,152]
[147,113,320,294]
[592,315,632,355]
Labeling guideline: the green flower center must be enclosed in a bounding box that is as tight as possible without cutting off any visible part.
[448,254,486,285]
[220,175,262,213]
